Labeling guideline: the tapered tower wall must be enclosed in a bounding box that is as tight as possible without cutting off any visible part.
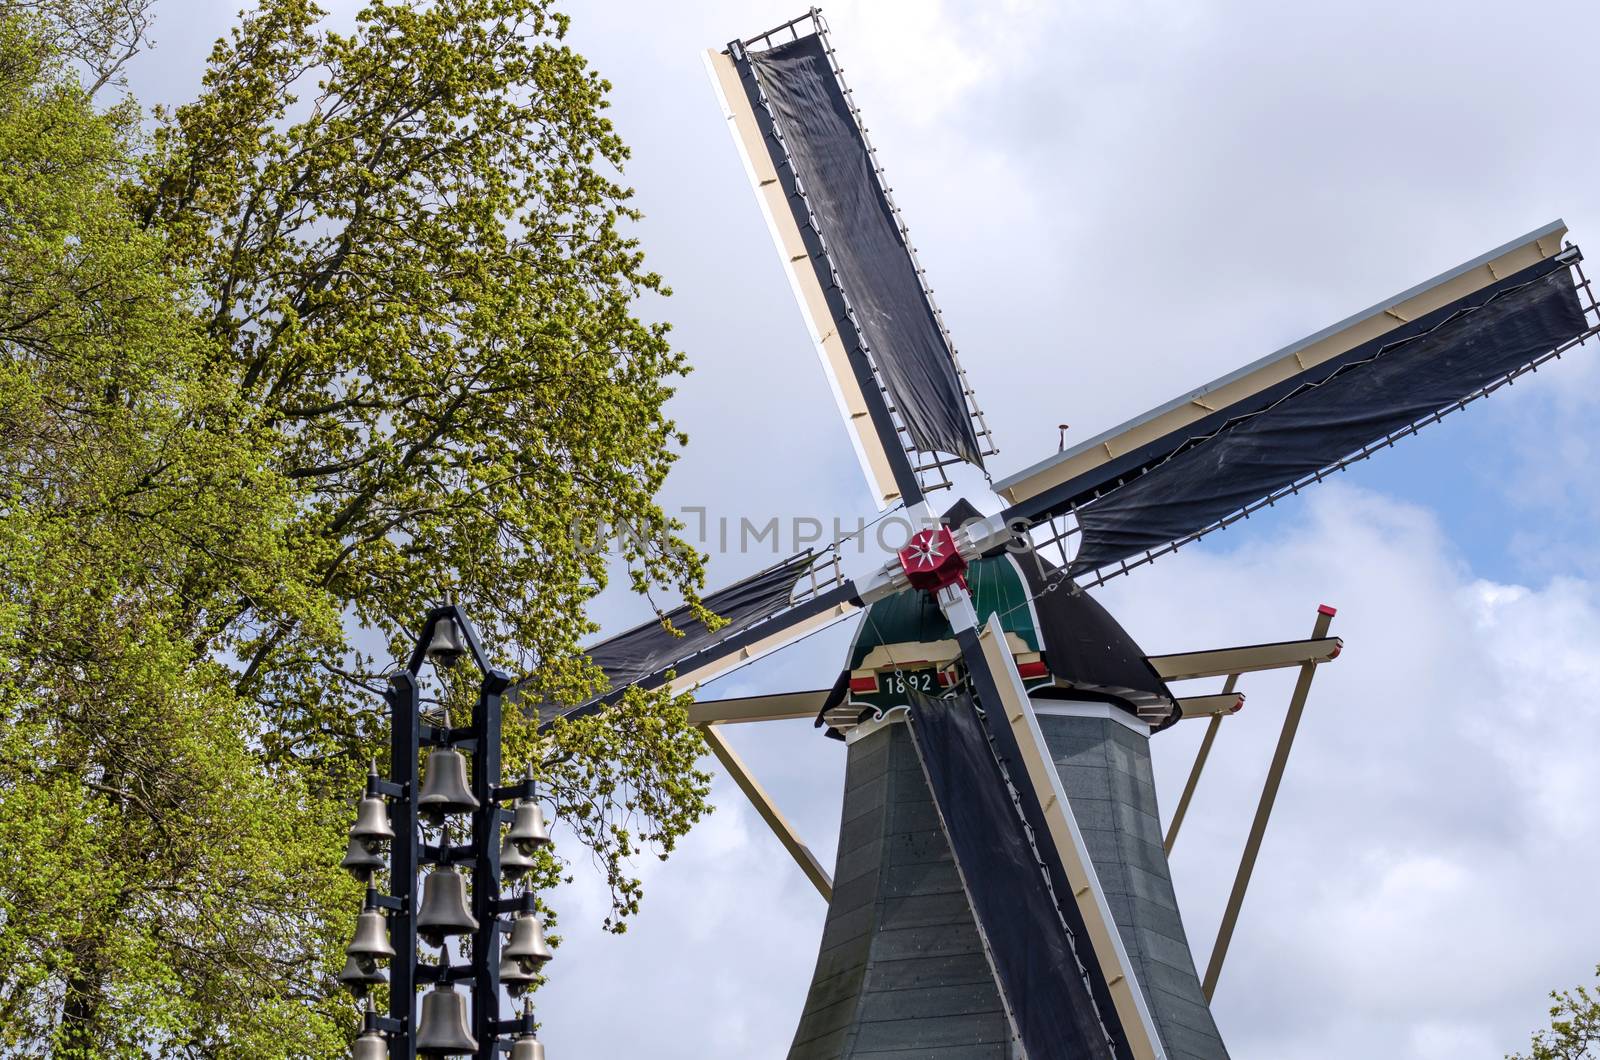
[786,703,1228,1060]
[1036,704,1228,1060]
[787,722,1016,1059]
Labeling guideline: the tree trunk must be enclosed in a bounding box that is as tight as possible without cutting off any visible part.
[54,959,102,1058]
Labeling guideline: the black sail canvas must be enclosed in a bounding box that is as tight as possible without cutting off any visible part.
[907,689,1129,1060]
[537,552,822,721]
[1067,263,1589,575]
[749,34,985,467]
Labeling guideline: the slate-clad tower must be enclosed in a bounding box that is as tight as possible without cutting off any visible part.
[790,710,1228,1059]
[786,553,1227,1059]
[1037,709,1226,1059]
[789,723,1012,1059]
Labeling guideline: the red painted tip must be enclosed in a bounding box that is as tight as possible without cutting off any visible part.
[1317,604,1338,617]
[1230,694,1246,714]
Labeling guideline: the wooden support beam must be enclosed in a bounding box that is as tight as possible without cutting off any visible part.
[1148,636,1342,682]
[975,618,1166,1060]
[665,602,858,695]
[699,723,833,902]
[1164,675,1238,854]
[1176,690,1245,720]
[687,688,830,726]
[1202,606,1337,1001]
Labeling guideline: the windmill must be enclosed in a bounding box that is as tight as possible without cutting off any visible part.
[536,9,1600,1058]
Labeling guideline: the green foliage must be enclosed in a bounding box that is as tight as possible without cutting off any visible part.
[0,0,715,1052]
[4,0,155,94]
[0,9,349,1054]
[135,0,712,881]
[1511,968,1600,1060]
[138,0,706,696]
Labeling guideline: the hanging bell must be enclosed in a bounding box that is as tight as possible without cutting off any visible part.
[340,835,387,881]
[506,798,551,854]
[499,952,537,997]
[417,748,479,823]
[346,908,395,964]
[510,1034,545,1060]
[417,867,478,945]
[353,1029,388,1060]
[500,835,535,881]
[425,618,466,669]
[350,792,394,845]
[503,912,552,969]
[338,953,387,995]
[415,986,478,1055]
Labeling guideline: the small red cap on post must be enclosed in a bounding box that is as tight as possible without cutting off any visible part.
[1317,604,1337,617]
[898,527,969,594]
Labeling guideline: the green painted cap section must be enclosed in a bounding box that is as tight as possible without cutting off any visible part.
[848,556,1041,670]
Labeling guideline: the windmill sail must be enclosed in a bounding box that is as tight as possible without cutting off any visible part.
[995,223,1598,582]
[533,550,860,724]
[708,13,993,506]
[907,688,1129,1060]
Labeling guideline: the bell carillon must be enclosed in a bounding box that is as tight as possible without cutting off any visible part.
[336,607,553,1058]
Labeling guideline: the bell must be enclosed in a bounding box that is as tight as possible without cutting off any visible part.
[417,748,479,823]
[510,1035,545,1060]
[350,793,394,845]
[353,1029,388,1060]
[340,836,386,881]
[503,912,552,969]
[506,798,551,854]
[500,836,535,881]
[346,909,395,964]
[425,618,465,668]
[417,867,478,945]
[415,987,478,1055]
[499,952,536,997]
[338,953,387,995]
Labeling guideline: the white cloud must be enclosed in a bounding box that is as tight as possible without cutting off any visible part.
[1099,485,1600,1058]
[539,756,837,1058]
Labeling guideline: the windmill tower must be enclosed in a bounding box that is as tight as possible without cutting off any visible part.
[536,10,1600,1059]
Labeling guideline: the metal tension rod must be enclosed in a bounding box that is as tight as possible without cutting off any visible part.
[699,723,834,902]
[1202,605,1337,1002]
[1163,673,1239,854]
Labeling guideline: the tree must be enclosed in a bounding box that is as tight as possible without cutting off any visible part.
[1,0,716,1051]
[135,0,713,917]
[0,8,349,1054]
[1511,968,1600,1060]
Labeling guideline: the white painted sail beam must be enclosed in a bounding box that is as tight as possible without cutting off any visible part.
[974,616,1168,1060]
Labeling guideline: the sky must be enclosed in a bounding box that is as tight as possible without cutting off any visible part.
[123,2,1600,1056]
